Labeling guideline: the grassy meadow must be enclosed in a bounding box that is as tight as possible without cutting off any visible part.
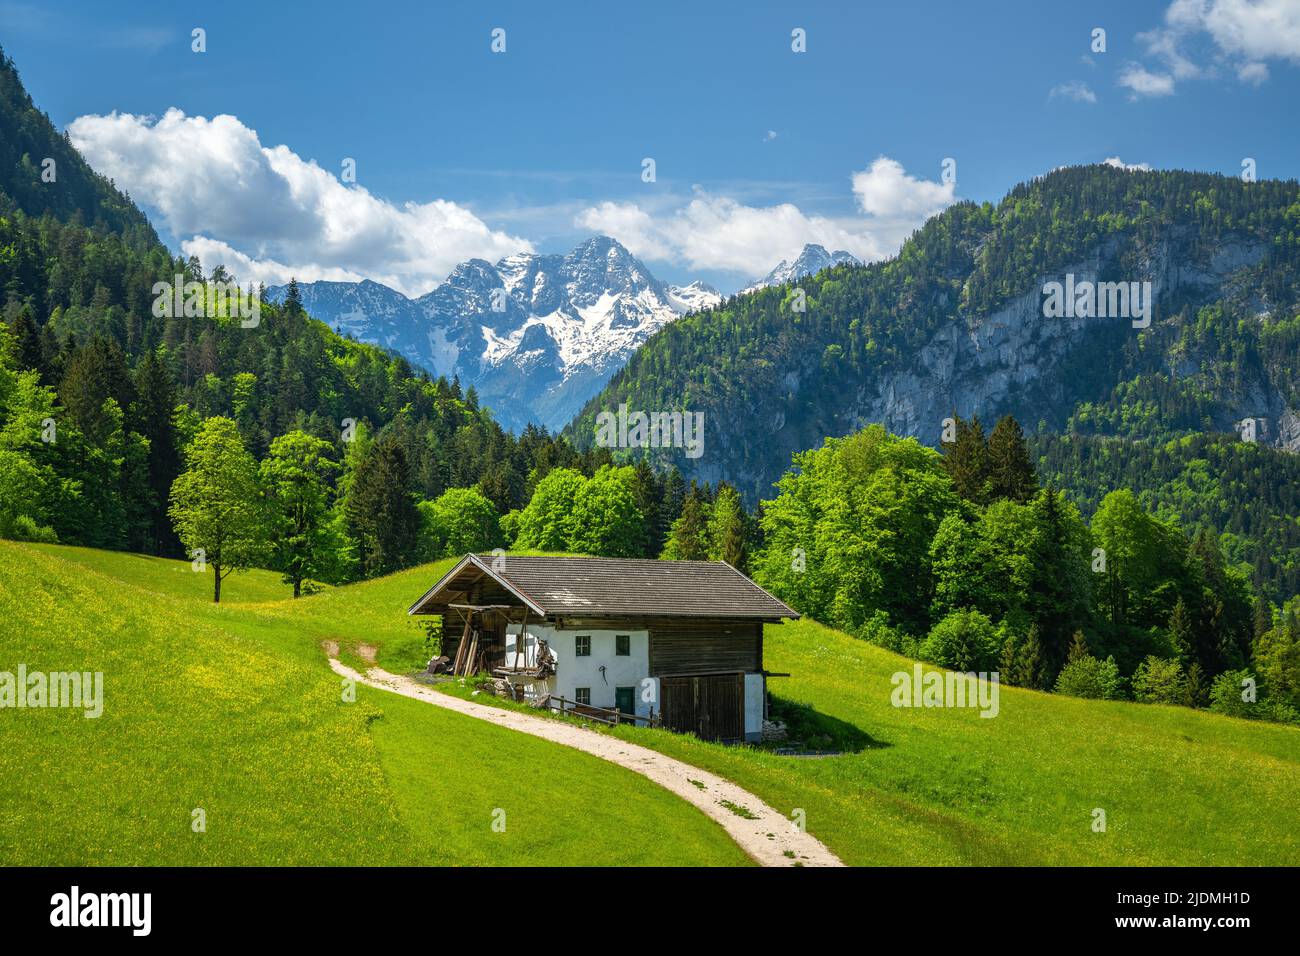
[2,540,1297,866]
[0,542,748,866]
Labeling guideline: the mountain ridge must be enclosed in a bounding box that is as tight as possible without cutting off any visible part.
[567,166,1300,495]
[267,236,722,432]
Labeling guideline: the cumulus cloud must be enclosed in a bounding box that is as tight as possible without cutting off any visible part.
[1049,80,1099,104]
[1124,0,1300,96]
[576,157,956,277]
[68,109,530,296]
[1103,156,1153,171]
[1118,65,1178,97]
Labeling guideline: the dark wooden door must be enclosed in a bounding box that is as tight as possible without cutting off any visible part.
[660,673,744,741]
[615,686,635,717]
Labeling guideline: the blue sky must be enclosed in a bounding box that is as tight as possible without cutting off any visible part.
[3,0,1299,294]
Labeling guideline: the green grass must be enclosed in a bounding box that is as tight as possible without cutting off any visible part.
[0,541,749,866]
[6,539,1298,866]
[602,619,1300,865]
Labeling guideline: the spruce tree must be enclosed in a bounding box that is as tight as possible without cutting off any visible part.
[1168,597,1195,665]
[1018,624,1045,690]
[133,348,182,555]
[663,483,710,560]
[941,414,990,504]
[343,436,419,578]
[986,415,1037,503]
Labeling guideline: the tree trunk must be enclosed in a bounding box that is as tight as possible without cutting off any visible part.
[293,577,301,599]
[213,564,222,603]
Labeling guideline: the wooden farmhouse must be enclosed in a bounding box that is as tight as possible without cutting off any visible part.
[408,554,799,743]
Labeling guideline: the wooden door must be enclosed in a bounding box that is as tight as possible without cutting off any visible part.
[615,686,635,717]
[660,673,744,741]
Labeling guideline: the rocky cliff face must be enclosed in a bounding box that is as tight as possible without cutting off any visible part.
[687,228,1296,498]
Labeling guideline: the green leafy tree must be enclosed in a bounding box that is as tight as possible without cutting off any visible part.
[1167,597,1195,665]
[569,465,645,557]
[260,430,339,596]
[1131,655,1188,704]
[921,608,999,671]
[754,425,960,635]
[512,467,586,551]
[168,416,265,602]
[417,486,501,560]
[1053,653,1124,700]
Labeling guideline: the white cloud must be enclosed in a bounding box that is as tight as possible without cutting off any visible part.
[67,109,530,296]
[1126,0,1300,96]
[1049,80,1099,103]
[850,157,956,220]
[1103,156,1153,171]
[1118,65,1177,97]
[763,130,778,142]
[1237,60,1270,82]
[576,157,956,277]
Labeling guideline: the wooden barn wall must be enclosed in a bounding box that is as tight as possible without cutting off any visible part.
[646,620,763,675]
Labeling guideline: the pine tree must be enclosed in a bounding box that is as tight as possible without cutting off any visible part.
[284,277,303,316]
[1184,661,1208,708]
[986,415,1037,503]
[343,436,419,578]
[1168,597,1195,665]
[1066,630,1090,664]
[9,305,45,379]
[941,414,990,504]
[663,483,710,560]
[132,348,182,555]
[1018,623,1045,689]
[998,635,1020,686]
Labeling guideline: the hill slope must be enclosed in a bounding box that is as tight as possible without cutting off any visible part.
[0,541,749,865]
[9,542,1295,866]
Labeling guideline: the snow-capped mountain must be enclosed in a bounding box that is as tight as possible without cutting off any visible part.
[267,237,720,432]
[742,243,861,293]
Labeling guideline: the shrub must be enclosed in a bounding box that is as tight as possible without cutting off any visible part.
[921,609,999,672]
[1131,655,1187,704]
[1209,668,1257,719]
[1054,655,1124,699]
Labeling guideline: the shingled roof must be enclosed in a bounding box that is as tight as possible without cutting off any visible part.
[408,554,799,620]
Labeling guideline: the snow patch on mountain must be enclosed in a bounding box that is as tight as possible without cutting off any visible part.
[743,243,861,293]
[267,237,720,432]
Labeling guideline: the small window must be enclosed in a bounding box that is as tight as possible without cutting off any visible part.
[615,634,630,656]
[575,635,591,657]
[575,687,591,705]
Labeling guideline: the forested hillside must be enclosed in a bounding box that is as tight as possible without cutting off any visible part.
[0,45,627,587]
[568,164,1300,603]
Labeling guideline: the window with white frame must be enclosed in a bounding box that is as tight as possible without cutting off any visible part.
[575,635,591,656]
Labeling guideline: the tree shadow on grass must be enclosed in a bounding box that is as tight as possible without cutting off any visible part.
[766,695,886,755]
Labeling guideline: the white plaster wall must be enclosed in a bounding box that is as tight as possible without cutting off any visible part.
[505,624,653,719]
